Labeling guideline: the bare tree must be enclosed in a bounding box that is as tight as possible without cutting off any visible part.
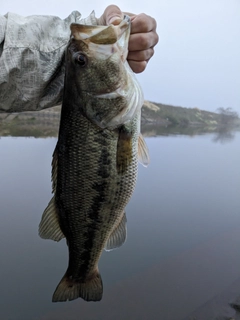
[217,107,239,126]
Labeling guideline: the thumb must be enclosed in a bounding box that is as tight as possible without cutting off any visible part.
[98,5,124,25]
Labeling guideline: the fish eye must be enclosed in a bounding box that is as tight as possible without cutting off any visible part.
[74,52,88,67]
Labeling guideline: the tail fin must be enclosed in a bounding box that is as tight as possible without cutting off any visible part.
[52,270,103,302]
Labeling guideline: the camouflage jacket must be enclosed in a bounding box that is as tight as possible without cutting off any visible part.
[0,11,97,112]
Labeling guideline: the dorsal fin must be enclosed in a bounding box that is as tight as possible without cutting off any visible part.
[51,146,58,193]
[38,197,65,241]
[39,146,64,241]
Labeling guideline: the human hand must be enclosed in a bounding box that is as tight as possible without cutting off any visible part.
[98,5,159,73]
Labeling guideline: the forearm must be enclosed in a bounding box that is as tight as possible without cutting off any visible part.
[0,11,97,112]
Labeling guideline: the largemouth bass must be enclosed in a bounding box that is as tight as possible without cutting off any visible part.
[39,14,149,303]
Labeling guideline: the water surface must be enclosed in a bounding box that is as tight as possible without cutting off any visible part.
[0,129,239,320]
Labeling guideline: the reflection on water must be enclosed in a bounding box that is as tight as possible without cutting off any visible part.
[0,124,240,320]
[212,127,237,144]
[142,123,240,144]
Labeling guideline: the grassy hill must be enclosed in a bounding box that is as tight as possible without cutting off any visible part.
[0,101,239,137]
[142,101,239,127]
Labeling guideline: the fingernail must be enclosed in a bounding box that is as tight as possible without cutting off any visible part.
[108,16,122,25]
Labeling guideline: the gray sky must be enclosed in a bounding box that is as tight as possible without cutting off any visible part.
[2,0,240,113]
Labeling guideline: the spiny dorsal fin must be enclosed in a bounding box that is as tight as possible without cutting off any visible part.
[51,146,58,193]
[116,126,133,174]
[38,196,65,241]
[138,134,150,167]
[105,212,127,251]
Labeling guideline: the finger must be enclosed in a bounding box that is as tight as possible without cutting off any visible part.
[130,13,157,34]
[128,32,159,52]
[97,5,124,26]
[127,48,154,62]
[128,60,148,74]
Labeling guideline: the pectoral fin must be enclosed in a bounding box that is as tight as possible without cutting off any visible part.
[138,134,150,167]
[116,126,133,174]
[38,196,65,241]
[105,212,127,251]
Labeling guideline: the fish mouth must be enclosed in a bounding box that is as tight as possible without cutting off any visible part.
[70,15,130,43]
[70,15,131,62]
[68,14,144,129]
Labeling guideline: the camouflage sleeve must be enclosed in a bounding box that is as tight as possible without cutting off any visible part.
[0,11,98,112]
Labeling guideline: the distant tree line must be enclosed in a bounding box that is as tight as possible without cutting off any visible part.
[217,107,239,126]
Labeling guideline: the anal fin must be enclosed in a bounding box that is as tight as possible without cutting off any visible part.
[105,212,127,251]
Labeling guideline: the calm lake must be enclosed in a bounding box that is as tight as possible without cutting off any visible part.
[0,125,240,320]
